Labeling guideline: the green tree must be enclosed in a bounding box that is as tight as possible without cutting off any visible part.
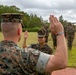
[27,14,43,28]
[0,5,47,31]
[59,15,68,26]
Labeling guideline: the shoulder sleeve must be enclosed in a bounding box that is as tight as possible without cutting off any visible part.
[21,48,40,68]
[36,52,50,73]
[27,48,50,73]
[21,48,50,73]
[27,48,40,69]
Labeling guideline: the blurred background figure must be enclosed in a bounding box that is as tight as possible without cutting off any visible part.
[66,23,75,50]
[51,33,57,49]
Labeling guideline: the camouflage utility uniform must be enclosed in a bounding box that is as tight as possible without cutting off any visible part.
[28,29,52,75]
[0,40,50,75]
[29,43,52,75]
[64,25,68,38]
[66,24,75,50]
[30,43,53,54]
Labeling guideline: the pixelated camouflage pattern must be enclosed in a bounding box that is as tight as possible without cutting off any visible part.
[64,25,68,37]
[0,40,40,75]
[66,24,75,50]
[30,43,53,55]
[1,13,23,23]
[29,43,52,75]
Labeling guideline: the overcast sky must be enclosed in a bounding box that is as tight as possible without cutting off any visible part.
[0,0,76,22]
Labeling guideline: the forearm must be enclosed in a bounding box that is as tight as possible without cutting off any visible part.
[22,38,27,48]
[55,34,67,65]
[45,34,67,72]
[45,15,68,73]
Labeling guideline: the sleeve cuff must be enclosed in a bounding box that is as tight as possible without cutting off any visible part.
[36,52,50,73]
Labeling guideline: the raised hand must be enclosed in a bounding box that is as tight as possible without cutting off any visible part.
[49,15,64,35]
[24,30,28,39]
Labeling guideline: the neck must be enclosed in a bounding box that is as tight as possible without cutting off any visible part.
[4,37,18,44]
[39,42,46,47]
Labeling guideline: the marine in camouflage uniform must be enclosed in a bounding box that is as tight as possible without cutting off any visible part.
[0,40,40,75]
[66,23,75,50]
[64,25,68,38]
[30,29,53,54]
[0,13,50,75]
[29,29,53,75]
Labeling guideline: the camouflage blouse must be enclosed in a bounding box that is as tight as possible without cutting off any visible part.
[30,43,53,54]
[0,40,41,75]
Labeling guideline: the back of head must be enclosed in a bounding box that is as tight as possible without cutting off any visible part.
[1,13,23,38]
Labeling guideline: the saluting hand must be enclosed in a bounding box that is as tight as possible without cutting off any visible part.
[24,30,28,39]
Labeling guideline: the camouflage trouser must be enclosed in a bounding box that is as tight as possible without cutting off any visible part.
[67,37,74,50]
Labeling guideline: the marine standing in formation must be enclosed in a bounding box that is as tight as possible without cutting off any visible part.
[66,23,75,50]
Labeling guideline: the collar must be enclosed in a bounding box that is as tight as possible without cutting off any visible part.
[1,40,17,46]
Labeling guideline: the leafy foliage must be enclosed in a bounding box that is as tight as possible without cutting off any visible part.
[0,5,48,30]
[59,15,68,26]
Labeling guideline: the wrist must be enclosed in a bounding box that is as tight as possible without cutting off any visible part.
[56,32,64,36]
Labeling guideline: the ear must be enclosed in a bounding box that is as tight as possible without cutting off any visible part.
[17,28,20,35]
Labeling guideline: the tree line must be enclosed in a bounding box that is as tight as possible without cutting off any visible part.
[0,5,73,32]
[0,5,48,31]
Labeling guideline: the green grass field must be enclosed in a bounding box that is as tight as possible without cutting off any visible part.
[0,32,76,68]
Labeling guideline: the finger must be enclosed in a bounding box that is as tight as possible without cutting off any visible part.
[55,17,58,22]
[50,15,54,24]
[24,32,28,37]
[51,28,56,34]
[50,16,57,30]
